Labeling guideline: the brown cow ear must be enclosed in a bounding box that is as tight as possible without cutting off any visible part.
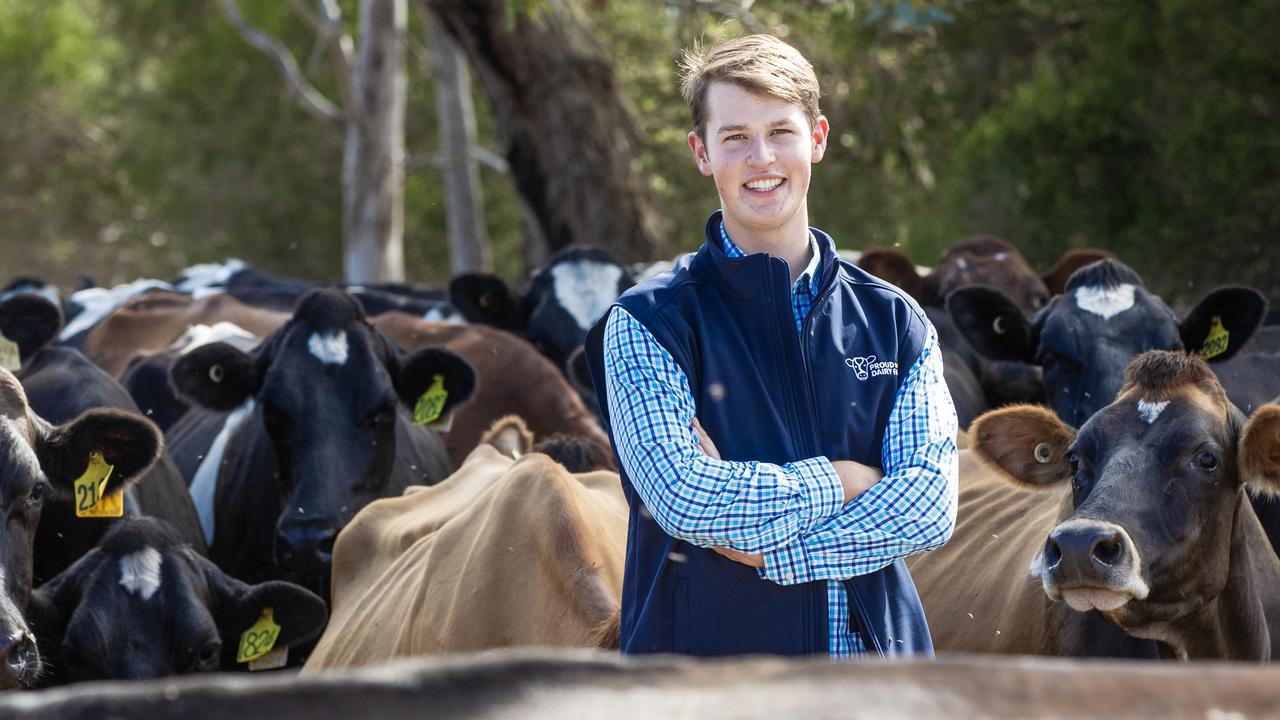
[971,404,1076,489]
[1240,405,1280,497]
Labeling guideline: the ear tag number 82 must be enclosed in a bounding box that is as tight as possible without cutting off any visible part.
[238,608,282,663]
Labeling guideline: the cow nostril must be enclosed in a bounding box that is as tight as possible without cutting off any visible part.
[1043,538,1063,569]
[1092,535,1124,566]
[1,633,37,674]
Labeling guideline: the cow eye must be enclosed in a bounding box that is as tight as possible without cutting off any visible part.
[1193,450,1219,472]
[27,482,46,506]
[196,641,221,667]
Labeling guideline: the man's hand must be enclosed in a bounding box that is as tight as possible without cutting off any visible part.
[831,460,884,504]
[692,417,720,459]
[713,546,764,568]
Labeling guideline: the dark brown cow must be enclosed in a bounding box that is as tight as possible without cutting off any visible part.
[81,291,288,377]
[910,351,1280,660]
[371,312,610,466]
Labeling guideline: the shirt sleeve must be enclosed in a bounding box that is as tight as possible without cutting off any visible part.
[760,324,959,584]
[602,307,845,553]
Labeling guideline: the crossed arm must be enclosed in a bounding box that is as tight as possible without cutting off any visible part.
[602,308,958,583]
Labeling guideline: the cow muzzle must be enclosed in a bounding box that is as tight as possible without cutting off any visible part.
[276,520,337,579]
[0,631,38,689]
[1041,519,1150,612]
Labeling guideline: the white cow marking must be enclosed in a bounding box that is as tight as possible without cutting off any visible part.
[1074,283,1136,320]
[172,322,258,354]
[190,399,256,546]
[119,548,163,601]
[175,259,247,292]
[1137,399,1170,424]
[308,331,349,366]
[550,261,624,331]
[60,279,175,341]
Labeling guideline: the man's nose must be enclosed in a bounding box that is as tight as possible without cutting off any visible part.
[747,136,775,166]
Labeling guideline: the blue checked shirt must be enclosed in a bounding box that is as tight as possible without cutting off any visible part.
[602,220,958,658]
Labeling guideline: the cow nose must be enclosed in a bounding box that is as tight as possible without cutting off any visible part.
[276,522,336,575]
[1045,523,1126,574]
[0,632,38,677]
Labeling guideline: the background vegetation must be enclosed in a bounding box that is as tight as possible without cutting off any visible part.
[2,0,1275,303]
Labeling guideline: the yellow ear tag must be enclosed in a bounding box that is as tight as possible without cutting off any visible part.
[237,608,282,664]
[413,374,448,426]
[74,451,123,518]
[0,332,19,372]
[1200,315,1230,360]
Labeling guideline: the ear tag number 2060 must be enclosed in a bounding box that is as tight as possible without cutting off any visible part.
[73,451,123,519]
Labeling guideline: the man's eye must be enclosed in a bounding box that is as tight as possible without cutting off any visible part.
[771,128,792,135]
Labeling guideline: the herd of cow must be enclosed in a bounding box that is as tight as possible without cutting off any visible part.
[1,237,1279,700]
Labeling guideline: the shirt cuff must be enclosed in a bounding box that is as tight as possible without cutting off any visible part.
[782,456,845,528]
[760,538,813,586]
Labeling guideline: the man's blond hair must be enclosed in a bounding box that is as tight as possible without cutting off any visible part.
[679,34,821,139]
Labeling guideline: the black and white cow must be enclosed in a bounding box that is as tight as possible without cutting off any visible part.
[0,294,207,582]
[449,245,635,382]
[0,369,163,688]
[165,288,475,595]
[27,517,327,684]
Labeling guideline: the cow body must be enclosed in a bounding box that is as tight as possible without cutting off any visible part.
[302,445,626,671]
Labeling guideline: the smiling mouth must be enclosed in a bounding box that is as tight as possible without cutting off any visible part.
[744,178,784,192]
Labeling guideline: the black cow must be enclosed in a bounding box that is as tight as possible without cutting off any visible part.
[0,369,162,688]
[449,245,635,383]
[27,517,327,684]
[0,294,207,582]
[173,260,461,322]
[948,259,1269,428]
[165,288,475,596]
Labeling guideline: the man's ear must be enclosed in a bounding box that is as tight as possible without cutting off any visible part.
[201,556,328,666]
[810,116,830,164]
[36,409,162,498]
[688,131,713,176]
[0,294,64,361]
[1179,286,1266,363]
[169,342,260,412]
[448,273,524,331]
[1240,404,1280,496]
[947,286,1039,364]
[395,347,477,418]
[971,404,1076,489]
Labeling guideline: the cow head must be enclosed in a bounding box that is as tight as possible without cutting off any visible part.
[0,370,161,687]
[0,293,64,363]
[171,289,475,586]
[450,245,634,375]
[971,351,1280,659]
[949,259,1265,427]
[28,518,326,683]
[926,235,1051,314]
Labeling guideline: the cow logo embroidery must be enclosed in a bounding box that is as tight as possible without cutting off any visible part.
[845,355,899,381]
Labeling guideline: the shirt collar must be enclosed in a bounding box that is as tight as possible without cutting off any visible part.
[719,218,821,290]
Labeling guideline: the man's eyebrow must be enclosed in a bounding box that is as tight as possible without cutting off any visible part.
[713,119,799,135]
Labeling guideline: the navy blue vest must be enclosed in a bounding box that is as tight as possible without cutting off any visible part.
[585,212,935,657]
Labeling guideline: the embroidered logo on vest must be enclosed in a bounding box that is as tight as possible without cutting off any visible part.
[846,355,899,380]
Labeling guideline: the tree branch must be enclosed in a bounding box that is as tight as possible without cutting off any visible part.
[219,0,344,123]
[406,147,509,173]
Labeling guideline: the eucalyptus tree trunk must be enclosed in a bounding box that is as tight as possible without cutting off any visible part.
[343,0,408,283]
[423,0,666,263]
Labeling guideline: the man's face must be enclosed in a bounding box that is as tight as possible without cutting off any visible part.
[688,81,828,242]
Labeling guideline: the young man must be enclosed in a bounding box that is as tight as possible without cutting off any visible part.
[584,34,958,657]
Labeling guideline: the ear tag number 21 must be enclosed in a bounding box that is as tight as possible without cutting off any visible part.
[74,450,123,518]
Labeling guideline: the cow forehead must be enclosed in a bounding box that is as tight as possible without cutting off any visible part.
[549,260,624,331]
[1074,284,1136,320]
[1116,384,1226,424]
[0,415,39,481]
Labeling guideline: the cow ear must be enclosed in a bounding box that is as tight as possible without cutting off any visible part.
[25,551,91,661]
[971,404,1076,489]
[200,558,328,660]
[449,273,524,330]
[1179,287,1266,363]
[946,286,1039,364]
[1240,404,1280,497]
[170,342,260,411]
[0,293,64,361]
[395,347,476,418]
[856,247,926,302]
[36,409,161,497]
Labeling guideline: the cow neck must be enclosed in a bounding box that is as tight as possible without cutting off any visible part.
[1143,492,1279,661]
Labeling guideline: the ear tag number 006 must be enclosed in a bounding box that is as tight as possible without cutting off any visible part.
[413,374,448,426]
[1200,315,1229,360]
[238,608,282,663]
[74,450,123,518]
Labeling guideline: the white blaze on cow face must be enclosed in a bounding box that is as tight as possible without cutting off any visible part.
[1137,399,1170,425]
[1074,284,1136,320]
[307,330,349,366]
[119,548,163,601]
[550,261,624,331]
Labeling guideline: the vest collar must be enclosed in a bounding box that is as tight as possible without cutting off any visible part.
[696,210,840,301]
